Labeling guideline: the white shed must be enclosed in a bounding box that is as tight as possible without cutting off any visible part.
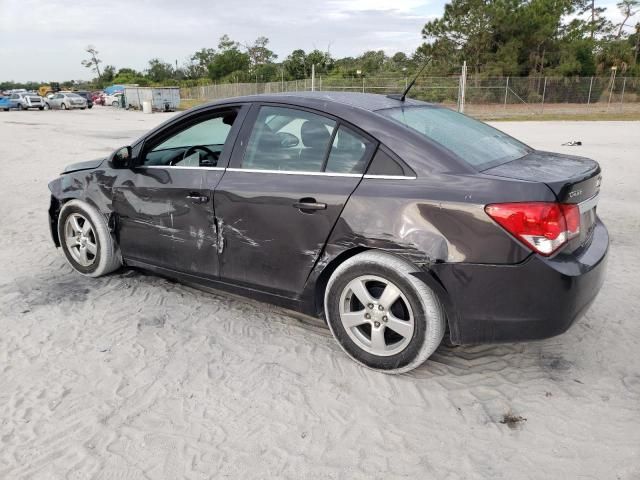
[123,87,180,111]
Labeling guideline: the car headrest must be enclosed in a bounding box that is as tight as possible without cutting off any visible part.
[301,120,331,149]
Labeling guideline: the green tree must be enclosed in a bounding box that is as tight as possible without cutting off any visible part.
[81,45,103,81]
[102,65,116,84]
[283,49,308,79]
[246,36,277,70]
[615,0,639,38]
[306,49,333,75]
[208,36,250,81]
[146,58,174,82]
[186,48,216,79]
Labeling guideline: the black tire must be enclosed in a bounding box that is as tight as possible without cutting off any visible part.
[18,104,24,110]
[39,107,44,110]
[111,101,118,107]
[88,105,93,109]
[81,107,86,110]
[324,251,445,374]
[57,199,122,277]
[61,103,67,110]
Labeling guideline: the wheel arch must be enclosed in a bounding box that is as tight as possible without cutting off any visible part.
[48,193,113,248]
[307,246,458,341]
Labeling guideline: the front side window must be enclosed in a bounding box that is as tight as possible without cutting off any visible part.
[378,106,531,169]
[142,110,238,167]
[243,106,336,172]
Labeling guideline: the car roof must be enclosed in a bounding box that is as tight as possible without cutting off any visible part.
[212,91,429,113]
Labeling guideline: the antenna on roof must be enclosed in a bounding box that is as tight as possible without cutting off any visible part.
[387,59,431,102]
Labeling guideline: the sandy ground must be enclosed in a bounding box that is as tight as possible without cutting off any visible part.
[0,107,638,479]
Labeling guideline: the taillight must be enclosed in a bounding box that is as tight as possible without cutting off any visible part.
[485,202,581,256]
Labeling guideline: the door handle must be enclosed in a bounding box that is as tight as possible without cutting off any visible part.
[186,193,209,204]
[293,198,327,211]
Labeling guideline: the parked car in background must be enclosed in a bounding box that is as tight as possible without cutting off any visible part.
[73,91,94,109]
[92,91,105,106]
[0,96,11,111]
[46,92,88,110]
[10,92,45,110]
[46,92,608,374]
[104,92,124,107]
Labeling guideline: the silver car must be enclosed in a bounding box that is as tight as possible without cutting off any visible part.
[46,92,87,110]
[11,92,45,110]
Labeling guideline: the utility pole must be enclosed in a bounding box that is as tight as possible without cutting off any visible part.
[635,23,640,65]
[311,64,315,92]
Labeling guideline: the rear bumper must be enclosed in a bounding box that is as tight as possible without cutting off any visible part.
[426,218,609,345]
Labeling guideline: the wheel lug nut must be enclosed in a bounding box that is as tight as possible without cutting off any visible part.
[367,303,373,309]
[374,321,380,328]
[365,313,371,319]
[378,305,384,311]
[382,316,388,322]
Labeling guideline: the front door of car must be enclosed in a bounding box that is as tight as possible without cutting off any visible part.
[214,104,377,297]
[112,105,248,276]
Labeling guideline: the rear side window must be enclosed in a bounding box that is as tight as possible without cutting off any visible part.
[325,126,375,174]
[378,106,531,169]
[243,106,336,172]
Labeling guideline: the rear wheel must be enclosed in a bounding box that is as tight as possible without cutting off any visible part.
[324,251,445,374]
[111,101,119,107]
[58,200,121,277]
[18,104,24,110]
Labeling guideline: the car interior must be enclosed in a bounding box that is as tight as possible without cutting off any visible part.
[243,107,372,173]
[142,111,238,168]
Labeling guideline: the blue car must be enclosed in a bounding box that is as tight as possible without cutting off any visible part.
[0,96,11,111]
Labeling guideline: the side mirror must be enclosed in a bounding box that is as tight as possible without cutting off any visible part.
[109,146,133,169]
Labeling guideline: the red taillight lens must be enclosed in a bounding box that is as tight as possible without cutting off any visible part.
[485,202,581,256]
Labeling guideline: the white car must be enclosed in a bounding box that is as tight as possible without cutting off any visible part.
[103,92,124,107]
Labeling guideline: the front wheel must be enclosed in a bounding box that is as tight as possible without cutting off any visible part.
[324,251,445,374]
[111,101,119,107]
[61,103,67,110]
[57,200,121,277]
[18,104,24,110]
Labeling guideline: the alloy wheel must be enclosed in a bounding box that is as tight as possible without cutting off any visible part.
[64,213,98,267]
[338,275,415,356]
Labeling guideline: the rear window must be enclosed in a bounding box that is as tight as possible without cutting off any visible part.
[377,106,531,169]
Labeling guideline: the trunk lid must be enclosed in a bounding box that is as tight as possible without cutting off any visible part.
[483,150,602,253]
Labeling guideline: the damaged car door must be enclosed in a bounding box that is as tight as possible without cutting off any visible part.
[112,106,247,275]
[214,104,377,297]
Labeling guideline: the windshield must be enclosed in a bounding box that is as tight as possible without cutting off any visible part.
[378,106,531,169]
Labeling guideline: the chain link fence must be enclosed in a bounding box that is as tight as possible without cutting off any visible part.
[181,75,640,118]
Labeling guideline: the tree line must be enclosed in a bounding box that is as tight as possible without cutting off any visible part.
[2,0,638,92]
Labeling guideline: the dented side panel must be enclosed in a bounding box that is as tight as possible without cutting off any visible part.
[111,167,221,275]
[214,170,362,297]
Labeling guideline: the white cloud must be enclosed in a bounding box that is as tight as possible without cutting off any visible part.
[0,0,435,81]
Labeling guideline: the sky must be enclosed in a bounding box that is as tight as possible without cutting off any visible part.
[0,0,630,82]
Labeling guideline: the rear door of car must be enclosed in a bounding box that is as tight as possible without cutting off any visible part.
[112,104,249,277]
[214,103,377,297]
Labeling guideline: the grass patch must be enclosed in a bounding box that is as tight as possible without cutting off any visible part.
[481,112,640,121]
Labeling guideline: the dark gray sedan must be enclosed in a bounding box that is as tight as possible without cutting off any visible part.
[47,92,608,373]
